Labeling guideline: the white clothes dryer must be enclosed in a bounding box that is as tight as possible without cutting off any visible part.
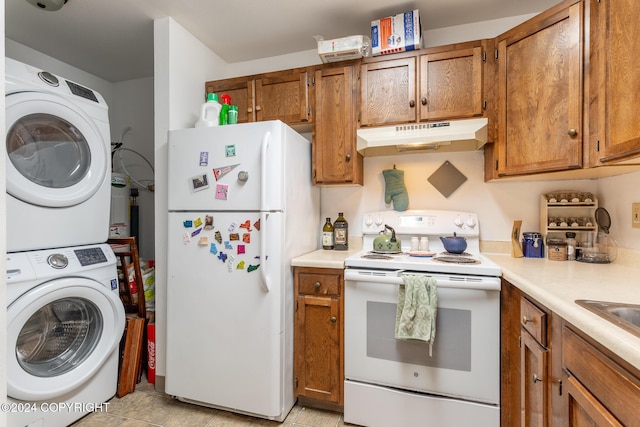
[5,57,112,252]
[6,243,125,427]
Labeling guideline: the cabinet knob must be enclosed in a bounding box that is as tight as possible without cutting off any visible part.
[345,154,351,161]
[532,374,543,383]
[409,100,415,108]
[421,97,427,105]
[568,128,578,137]
[247,107,253,113]
[522,316,531,324]
[314,282,321,289]
[255,105,262,111]
[330,316,337,323]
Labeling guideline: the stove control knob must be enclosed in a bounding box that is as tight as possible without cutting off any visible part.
[466,216,477,229]
[375,215,383,226]
[365,215,373,227]
[454,216,464,228]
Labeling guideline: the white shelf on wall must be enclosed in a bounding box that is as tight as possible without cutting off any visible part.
[540,191,598,241]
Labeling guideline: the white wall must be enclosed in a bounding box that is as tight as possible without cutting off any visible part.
[153,16,228,382]
[595,172,640,250]
[110,76,155,259]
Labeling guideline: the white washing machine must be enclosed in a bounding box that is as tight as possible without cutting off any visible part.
[5,57,112,252]
[6,243,125,427]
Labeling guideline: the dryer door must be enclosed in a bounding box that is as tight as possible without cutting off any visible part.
[5,91,109,207]
[7,277,125,401]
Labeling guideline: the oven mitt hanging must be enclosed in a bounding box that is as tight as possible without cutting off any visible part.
[383,166,409,211]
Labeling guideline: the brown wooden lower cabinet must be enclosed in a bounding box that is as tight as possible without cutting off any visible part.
[293,267,344,410]
[501,279,640,426]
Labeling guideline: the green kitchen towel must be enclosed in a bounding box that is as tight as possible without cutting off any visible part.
[395,274,438,356]
[383,167,409,211]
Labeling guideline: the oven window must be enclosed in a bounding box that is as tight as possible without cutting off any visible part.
[366,301,471,371]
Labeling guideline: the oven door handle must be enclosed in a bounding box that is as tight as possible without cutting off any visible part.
[344,269,501,291]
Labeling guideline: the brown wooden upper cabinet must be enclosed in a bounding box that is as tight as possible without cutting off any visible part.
[496,0,583,177]
[206,68,311,126]
[419,45,484,121]
[359,41,487,128]
[586,0,640,166]
[312,64,363,186]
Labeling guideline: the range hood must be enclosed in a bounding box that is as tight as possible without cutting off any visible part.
[356,118,488,157]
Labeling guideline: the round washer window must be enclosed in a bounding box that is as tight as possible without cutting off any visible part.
[7,113,92,189]
[16,297,103,377]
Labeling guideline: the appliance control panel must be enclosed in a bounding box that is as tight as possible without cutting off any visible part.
[362,210,480,236]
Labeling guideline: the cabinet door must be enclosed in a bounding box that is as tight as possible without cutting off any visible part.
[588,0,640,165]
[565,375,623,427]
[205,78,255,124]
[419,46,483,121]
[521,330,548,427]
[497,1,583,176]
[312,65,363,185]
[294,295,341,404]
[360,57,417,126]
[255,70,310,125]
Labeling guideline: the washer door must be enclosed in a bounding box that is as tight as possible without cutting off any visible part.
[7,278,125,401]
[5,91,108,207]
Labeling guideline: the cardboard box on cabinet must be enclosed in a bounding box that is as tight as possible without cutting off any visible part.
[371,10,422,56]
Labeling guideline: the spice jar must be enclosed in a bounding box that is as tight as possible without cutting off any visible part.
[547,238,567,261]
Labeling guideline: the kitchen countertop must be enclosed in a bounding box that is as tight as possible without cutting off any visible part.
[292,246,640,372]
[484,253,640,372]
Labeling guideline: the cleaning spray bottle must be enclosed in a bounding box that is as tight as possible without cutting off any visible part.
[195,93,221,127]
[219,93,231,125]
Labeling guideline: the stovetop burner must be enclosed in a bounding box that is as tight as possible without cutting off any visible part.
[432,255,480,265]
[362,253,394,260]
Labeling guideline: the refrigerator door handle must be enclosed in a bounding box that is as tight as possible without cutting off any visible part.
[260,131,271,212]
[259,212,271,292]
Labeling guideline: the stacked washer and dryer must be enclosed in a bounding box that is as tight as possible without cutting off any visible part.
[5,58,125,426]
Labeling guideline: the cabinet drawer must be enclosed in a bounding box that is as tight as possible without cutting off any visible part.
[521,297,547,346]
[298,273,341,296]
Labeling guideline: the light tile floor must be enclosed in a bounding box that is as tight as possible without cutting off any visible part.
[72,377,354,427]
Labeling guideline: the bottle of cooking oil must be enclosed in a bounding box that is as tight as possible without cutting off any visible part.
[333,212,348,251]
[322,218,334,250]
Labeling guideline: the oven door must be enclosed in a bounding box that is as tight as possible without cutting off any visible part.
[344,268,500,405]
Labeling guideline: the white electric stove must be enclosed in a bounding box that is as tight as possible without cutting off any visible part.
[343,210,502,427]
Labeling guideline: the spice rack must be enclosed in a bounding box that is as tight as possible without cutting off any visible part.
[540,191,598,241]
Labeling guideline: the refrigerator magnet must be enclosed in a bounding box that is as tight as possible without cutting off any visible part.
[183,233,191,244]
[183,220,193,228]
[236,260,246,270]
[229,233,240,241]
[215,184,228,200]
[247,264,260,272]
[209,243,218,254]
[224,241,233,249]
[225,144,236,157]
[239,220,252,231]
[242,233,251,243]
[237,245,245,254]
[214,231,222,244]
[198,236,209,246]
[193,217,203,228]
[199,151,209,166]
[190,173,210,192]
[218,252,228,262]
[212,163,239,181]
[253,219,261,231]
[227,255,235,272]
[191,227,202,237]
[204,215,214,230]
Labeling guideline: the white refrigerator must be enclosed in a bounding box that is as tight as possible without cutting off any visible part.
[165,121,319,421]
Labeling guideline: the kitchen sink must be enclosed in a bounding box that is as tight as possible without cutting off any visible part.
[576,300,640,339]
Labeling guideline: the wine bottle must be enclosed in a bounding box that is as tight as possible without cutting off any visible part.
[333,212,348,251]
[322,218,334,250]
